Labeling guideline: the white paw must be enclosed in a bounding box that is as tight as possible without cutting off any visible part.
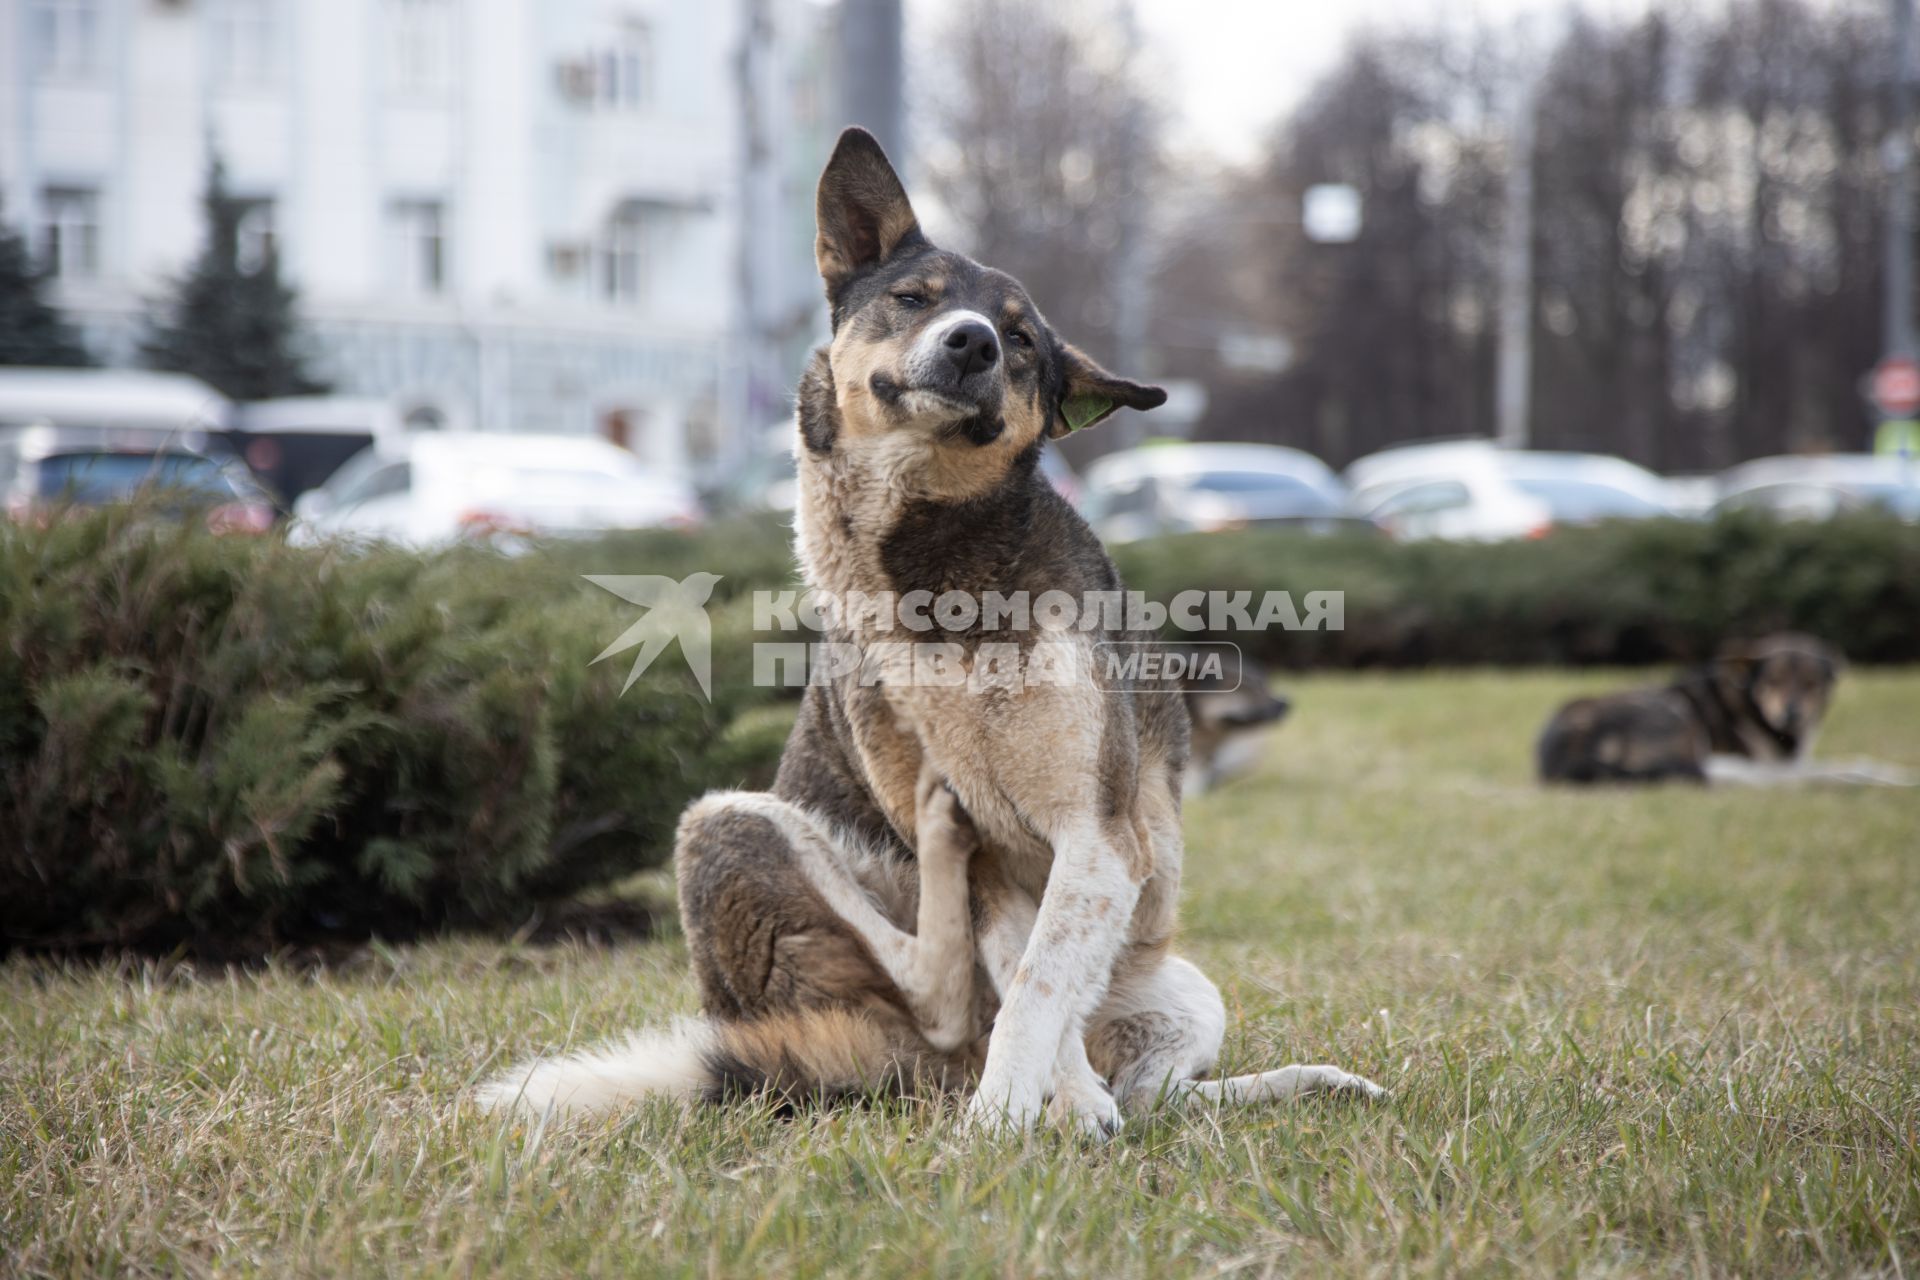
[1318,1066,1390,1102]
[1046,1074,1123,1141]
[964,1079,1044,1133]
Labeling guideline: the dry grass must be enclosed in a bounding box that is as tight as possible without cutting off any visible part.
[4,670,1918,1277]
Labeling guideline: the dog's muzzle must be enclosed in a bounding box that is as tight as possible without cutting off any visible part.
[940,317,999,380]
[875,310,1005,417]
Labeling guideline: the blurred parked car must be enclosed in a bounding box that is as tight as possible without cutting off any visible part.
[1660,474,1720,518]
[1344,440,1672,540]
[1080,442,1354,542]
[1,425,276,533]
[221,396,407,507]
[291,433,702,547]
[1712,453,1920,521]
[699,424,798,518]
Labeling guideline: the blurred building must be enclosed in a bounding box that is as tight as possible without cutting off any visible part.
[0,0,838,467]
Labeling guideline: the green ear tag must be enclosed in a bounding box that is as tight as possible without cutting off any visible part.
[1062,393,1114,433]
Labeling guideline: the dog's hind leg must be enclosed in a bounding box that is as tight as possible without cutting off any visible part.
[680,776,979,1053]
[897,762,984,1050]
[1088,955,1387,1113]
[484,790,958,1115]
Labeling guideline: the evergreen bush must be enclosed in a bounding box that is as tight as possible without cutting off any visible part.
[0,223,93,368]
[0,510,776,954]
[1110,513,1920,667]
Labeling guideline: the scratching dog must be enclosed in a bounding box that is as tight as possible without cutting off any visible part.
[482,129,1384,1134]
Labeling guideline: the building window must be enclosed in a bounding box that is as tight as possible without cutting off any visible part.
[599,206,651,306]
[31,0,101,78]
[599,21,652,110]
[386,0,454,97]
[209,0,279,88]
[233,198,276,272]
[39,187,101,281]
[388,199,447,295]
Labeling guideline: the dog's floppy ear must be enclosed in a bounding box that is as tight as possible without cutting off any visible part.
[815,127,924,299]
[1050,344,1168,439]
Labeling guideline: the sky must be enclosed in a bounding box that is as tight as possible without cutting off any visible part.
[1127,0,1653,165]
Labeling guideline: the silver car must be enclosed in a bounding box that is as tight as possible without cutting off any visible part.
[1713,453,1920,521]
[1080,442,1354,543]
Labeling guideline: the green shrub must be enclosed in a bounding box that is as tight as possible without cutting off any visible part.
[0,510,781,955]
[8,503,1911,954]
[1109,513,1920,667]
[537,512,800,602]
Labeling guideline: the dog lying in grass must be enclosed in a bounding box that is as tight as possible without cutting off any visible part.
[1537,632,1914,786]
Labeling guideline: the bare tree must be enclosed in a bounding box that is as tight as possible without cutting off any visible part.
[1160,0,1899,470]
[915,0,1161,371]
[1529,12,1687,468]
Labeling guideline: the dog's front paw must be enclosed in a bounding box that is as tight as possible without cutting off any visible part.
[965,1076,1044,1134]
[1046,1073,1123,1142]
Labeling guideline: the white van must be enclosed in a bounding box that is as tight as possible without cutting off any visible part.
[0,367,230,447]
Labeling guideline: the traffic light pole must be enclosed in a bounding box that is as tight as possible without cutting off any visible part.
[1888,0,1916,361]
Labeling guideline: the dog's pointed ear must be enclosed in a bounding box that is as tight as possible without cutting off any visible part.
[1050,344,1168,439]
[1712,641,1760,692]
[815,127,924,299]
[1715,640,1756,666]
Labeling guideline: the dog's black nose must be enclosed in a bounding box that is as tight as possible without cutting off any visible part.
[943,320,999,378]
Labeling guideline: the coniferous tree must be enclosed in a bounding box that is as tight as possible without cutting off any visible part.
[0,222,93,367]
[141,159,329,400]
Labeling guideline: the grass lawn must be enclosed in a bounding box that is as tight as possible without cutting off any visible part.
[4,670,1918,1277]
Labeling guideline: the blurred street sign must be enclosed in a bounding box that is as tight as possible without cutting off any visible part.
[1303,184,1362,244]
[1871,354,1920,417]
[1877,417,1920,457]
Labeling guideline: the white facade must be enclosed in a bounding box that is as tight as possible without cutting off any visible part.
[0,0,836,468]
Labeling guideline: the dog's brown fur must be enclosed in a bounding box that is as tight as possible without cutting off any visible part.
[1179,649,1291,795]
[481,129,1385,1129]
[1538,633,1842,784]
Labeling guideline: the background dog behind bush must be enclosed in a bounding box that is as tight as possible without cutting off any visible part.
[1537,632,1913,786]
[482,128,1384,1132]
[1178,648,1291,796]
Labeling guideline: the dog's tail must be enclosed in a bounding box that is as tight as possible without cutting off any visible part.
[475,1007,959,1116]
